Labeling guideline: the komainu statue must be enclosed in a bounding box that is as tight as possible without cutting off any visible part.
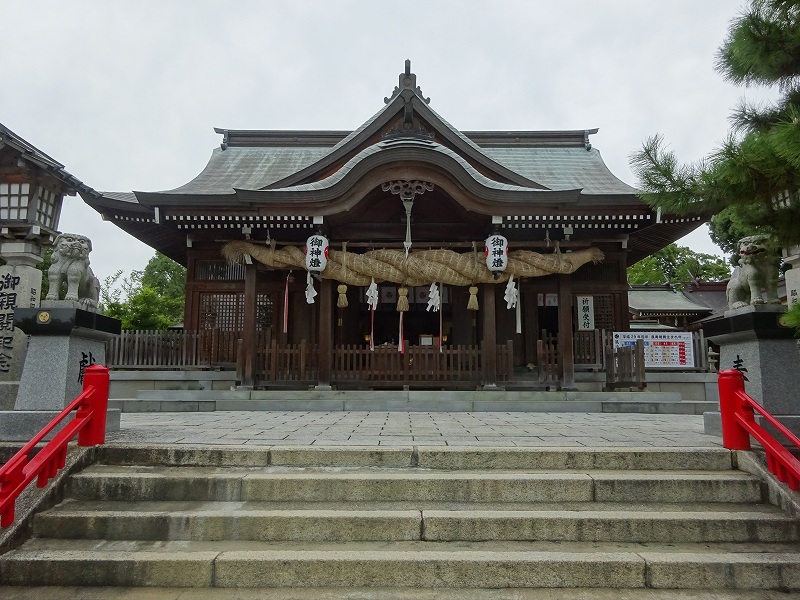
[726,234,780,310]
[45,233,100,310]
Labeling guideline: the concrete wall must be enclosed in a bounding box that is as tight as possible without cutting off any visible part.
[110,370,237,398]
[575,371,719,403]
[110,369,721,403]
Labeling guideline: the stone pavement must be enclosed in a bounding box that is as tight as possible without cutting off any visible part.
[108,412,724,448]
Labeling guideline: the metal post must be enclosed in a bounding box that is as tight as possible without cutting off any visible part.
[77,364,110,447]
[718,369,752,450]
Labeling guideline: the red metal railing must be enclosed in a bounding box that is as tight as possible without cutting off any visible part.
[0,364,110,527]
[718,369,800,491]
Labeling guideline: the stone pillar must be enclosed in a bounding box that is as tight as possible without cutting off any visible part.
[0,241,43,410]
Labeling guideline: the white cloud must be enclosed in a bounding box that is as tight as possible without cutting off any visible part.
[1,0,772,280]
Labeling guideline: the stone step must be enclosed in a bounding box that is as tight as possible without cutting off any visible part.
[113,389,714,414]
[66,466,763,504]
[33,501,799,543]
[0,586,797,600]
[2,539,799,589]
[96,445,736,471]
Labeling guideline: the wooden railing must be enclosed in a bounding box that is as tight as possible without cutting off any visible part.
[334,342,512,387]
[574,330,605,369]
[719,369,800,491]
[604,338,646,390]
[259,339,317,383]
[106,329,710,383]
[0,365,109,527]
[536,337,559,384]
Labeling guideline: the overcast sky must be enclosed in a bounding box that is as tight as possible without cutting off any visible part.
[1,0,777,282]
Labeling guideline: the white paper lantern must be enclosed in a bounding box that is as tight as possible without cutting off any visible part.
[485,234,508,276]
[305,234,329,274]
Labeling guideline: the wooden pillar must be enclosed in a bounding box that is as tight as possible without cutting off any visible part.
[239,261,257,388]
[316,277,333,389]
[557,274,576,389]
[482,283,498,388]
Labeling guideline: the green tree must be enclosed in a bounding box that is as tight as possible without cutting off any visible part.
[630,0,800,251]
[99,252,185,330]
[140,252,186,325]
[628,243,731,286]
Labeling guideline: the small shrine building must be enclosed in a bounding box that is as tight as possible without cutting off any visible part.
[82,63,704,389]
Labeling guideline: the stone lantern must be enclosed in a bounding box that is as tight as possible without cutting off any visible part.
[1,131,70,265]
[0,125,76,410]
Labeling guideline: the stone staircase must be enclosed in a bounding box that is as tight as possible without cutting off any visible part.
[110,388,717,414]
[1,446,799,595]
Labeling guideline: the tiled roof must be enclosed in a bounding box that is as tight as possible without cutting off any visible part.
[271,138,553,194]
[481,147,636,195]
[164,146,332,194]
[628,288,713,314]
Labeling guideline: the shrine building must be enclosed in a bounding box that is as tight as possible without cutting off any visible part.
[82,62,704,390]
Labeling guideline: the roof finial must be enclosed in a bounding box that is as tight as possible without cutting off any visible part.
[385,59,430,104]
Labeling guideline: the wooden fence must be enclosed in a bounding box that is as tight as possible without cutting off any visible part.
[604,338,646,390]
[106,329,710,386]
[106,329,244,369]
[258,339,317,383]
[331,342,512,387]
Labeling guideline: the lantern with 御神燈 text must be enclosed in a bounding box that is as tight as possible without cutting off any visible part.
[485,234,508,278]
[305,235,329,274]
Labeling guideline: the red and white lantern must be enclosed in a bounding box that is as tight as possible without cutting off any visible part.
[305,234,329,274]
[485,234,508,277]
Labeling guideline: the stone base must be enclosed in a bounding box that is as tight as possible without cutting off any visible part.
[0,382,19,411]
[704,307,800,414]
[15,335,108,411]
[0,409,121,442]
[704,410,800,446]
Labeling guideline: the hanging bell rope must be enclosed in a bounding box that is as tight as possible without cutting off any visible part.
[222,241,604,287]
[337,242,349,307]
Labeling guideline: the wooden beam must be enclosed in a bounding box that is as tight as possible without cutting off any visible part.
[317,277,333,389]
[482,283,498,388]
[557,274,575,389]
[240,262,257,388]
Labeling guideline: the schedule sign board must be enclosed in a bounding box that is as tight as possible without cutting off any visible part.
[612,331,695,368]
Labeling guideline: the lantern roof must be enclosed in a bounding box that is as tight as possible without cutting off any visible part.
[0,123,95,196]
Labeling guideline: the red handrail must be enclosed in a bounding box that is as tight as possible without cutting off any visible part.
[718,369,800,491]
[0,364,110,527]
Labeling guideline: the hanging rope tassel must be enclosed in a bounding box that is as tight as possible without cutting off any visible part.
[467,285,479,311]
[397,286,410,312]
[337,242,349,308]
[398,312,405,354]
[365,278,379,351]
[439,283,444,353]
